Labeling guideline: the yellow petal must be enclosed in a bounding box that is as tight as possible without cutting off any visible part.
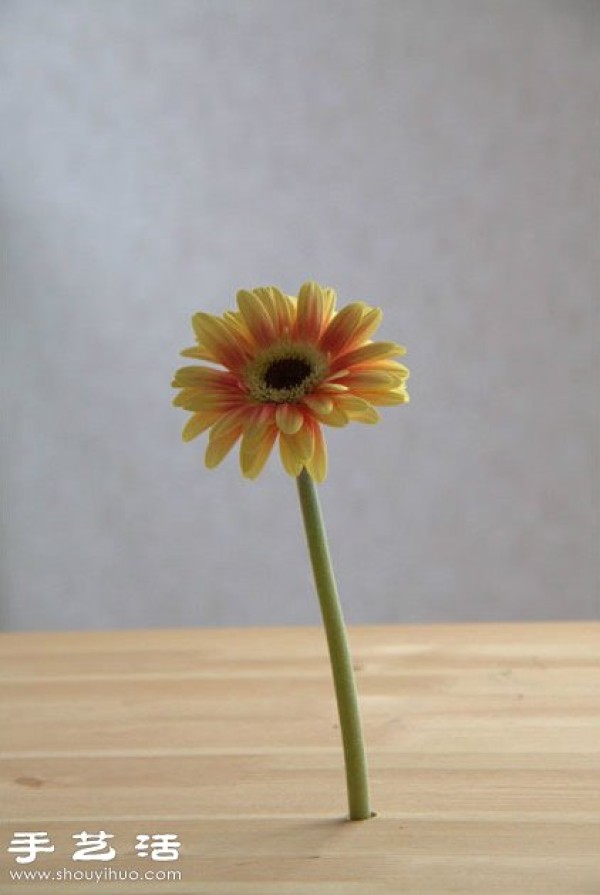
[173,390,235,412]
[180,346,218,362]
[252,287,277,320]
[171,366,233,388]
[205,421,243,468]
[192,312,248,368]
[209,407,248,439]
[191,312,227,349]
[322,287,337,324]
[279,433,304,477]
[275,404,304,435]
[351,306,383,344]
[333,341,406,370]
[270,286,295,333]
[318,382,349,394]
[296,281,325,340]
[221,311,256,351]
[253,287,293,335]
[313,404,349,427]
[290,421,315,460]
[382,367,410,386]
[173,387,198,407]
[304,422,327,483]
[320,302,366,355]
[364,387,410,406]
[302,395,334,415]
[337,395,380,424]
[240,423,277,479]
[344,371,398,388]
[367,360,410,373]
[239,407,272,458]
[237,289,277,346]
[182,412,220,442]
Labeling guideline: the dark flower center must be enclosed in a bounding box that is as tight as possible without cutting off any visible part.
[264,357,313,390]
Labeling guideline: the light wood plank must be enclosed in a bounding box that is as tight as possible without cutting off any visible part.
[1,623,599,893]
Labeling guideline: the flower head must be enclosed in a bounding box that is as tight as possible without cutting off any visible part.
[172,282,409,481]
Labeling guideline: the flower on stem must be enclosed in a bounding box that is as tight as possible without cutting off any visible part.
[172,282,409,481]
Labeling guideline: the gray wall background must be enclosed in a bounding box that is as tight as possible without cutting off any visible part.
[2,0,598,631]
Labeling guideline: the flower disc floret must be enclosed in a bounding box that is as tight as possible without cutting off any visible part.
[244,342,329,404]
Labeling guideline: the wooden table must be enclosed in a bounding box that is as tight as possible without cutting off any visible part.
[1,623,598,894]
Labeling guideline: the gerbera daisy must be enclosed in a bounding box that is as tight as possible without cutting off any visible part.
[172,281,409,482]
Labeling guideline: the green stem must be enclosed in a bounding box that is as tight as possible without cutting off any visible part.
[295,468,372,821]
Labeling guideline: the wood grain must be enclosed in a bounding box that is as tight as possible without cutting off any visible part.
[1,623,599,894]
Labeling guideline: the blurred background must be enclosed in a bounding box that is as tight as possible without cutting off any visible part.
[2,0,598,631]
